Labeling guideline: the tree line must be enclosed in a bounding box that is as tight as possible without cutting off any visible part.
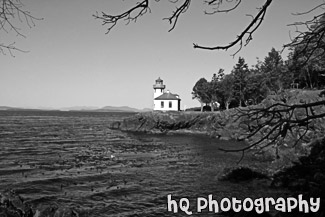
[192,13,325,112]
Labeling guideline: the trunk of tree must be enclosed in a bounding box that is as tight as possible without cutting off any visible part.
[239,99,243,107]
[200,102,204,112]
[225,100,230,110]
[211,102,214,112]
[307,69,313,88]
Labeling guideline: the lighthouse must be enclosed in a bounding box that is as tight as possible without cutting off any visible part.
[153,77,165,99]
[153,77,181,111]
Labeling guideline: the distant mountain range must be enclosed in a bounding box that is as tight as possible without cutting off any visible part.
[95,106,151,112]
[0,106,152,112]
[0,106,46,111]
[60,106,100,111]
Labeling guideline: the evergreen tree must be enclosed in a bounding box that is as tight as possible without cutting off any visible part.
[260,48,285,94]
[218,74,235,110]
[232,57,249,107]
[209,69,225,111]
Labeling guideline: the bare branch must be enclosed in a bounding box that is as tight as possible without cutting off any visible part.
[0,0,42,55]
[193,0,272,54]
[163,0,191,32]
[204,0,241,15]
[220,98,325,153]
[292,3,325,16]
[284,4,325,64]
[0,42,28,57]
[94,0,325,59]
[93,0,150,34]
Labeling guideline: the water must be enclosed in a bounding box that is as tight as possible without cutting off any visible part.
[0,110,287,216]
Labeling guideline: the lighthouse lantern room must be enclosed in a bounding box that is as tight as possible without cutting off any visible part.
[153,77,165,99]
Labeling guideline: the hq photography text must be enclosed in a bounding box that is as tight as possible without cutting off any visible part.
[166,194,320,215]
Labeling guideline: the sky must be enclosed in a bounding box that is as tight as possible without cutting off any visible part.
[1,0,321,110]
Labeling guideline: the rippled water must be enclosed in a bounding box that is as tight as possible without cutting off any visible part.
[0,111,288,216]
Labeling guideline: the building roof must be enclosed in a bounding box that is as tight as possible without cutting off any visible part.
[154,92,180,100]
[156,77,163,82]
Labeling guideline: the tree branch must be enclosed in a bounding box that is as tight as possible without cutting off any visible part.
[204,0,241,15]
[163,0,191,32]
[193,0,272,54]
[93,0,150,34]
[0,0,42,56]
[284,4,325,64]
[220,97,325,153]
[0,42,28,57]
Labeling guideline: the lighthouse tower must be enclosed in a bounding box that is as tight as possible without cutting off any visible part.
[153,77,165,99]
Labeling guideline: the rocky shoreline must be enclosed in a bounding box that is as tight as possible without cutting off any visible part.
[110,110,244,141]
[109,104,325,216]
[111,89,325,161]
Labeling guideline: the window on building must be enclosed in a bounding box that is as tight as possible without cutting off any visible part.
[169,101,172,108]
[161,101,164,108]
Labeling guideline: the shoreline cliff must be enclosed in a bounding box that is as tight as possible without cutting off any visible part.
[110,110,245,141]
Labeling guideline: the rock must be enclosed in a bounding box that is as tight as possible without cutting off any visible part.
[287,178,308,191]
[110,111,245,139]
[219,166,269,182]
[271,135,325,203]
[236,135,246,141]
[35,206,79,217]
[110,121,120,129]
[313,172,325,183]
[0,190,80,217]
[219,136,231,141]
[0,189,34,217]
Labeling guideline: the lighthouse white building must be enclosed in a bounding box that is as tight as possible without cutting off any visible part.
[153,77,181,111]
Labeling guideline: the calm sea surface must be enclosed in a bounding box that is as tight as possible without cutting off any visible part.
[0,111,287,216]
